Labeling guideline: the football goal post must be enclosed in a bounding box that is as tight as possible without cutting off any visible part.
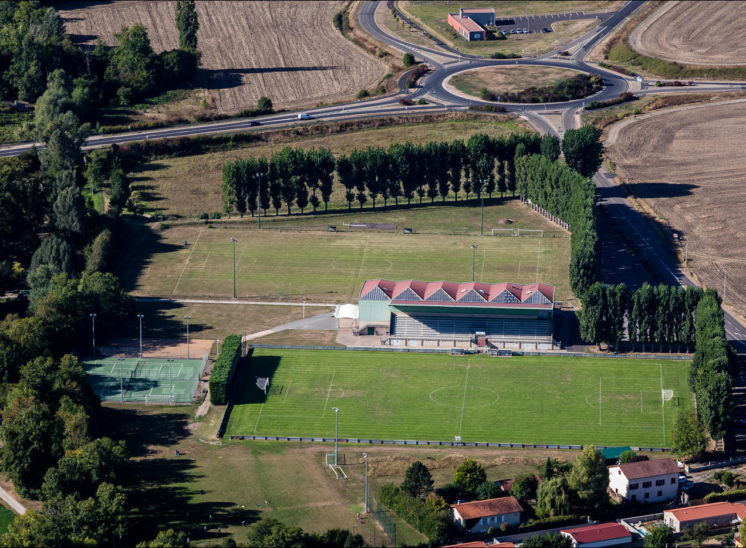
[517,229,544,237]
[491,228,518,237]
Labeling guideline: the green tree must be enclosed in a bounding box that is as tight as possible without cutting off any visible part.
[454,458,486,497]
[671,410,707,459]
[106,24,156,104]
[568,446,608,510]
[248,518,307,548]
[540,134,561,162]
[109,166,130,214]
[175,0,199,51]
[52,186,86,241]
[401,461,433,499]
[521,533,573,548]
[541,457,554,480]
[221,160,236,217]
[619,450,637,464]
[561,125,604,177]
[511,473,539,503]
[476,481,503,500]
[579,282,605,344]
[402,53,415,67]
[257,96,273,113]
[138,528,188,547]
[336,154,355,210]
[643,524,674,547]
[687,521,709,546]
[536,477,571,518]
[29,235,74,275]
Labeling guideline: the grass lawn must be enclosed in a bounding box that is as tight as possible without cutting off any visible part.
[128,115,529,218]
[450,66,585,98]
[400,1,614,57]
[123,203,571,303]
[0,111,32,145]
[225,349,692,447]
[0,505,14,535]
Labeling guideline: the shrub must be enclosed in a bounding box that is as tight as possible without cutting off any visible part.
[378,483,450,541]
[357,89,370,99]
[584,92,637,110]
[704,488,746,503]
[402,53,415,67]
[417,98,427,105]
[209,334,242,405]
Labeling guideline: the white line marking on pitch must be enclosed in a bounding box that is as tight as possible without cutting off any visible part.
[351,236,370,300]
[173,229,203,294]
[457,361,471,437]
[322,370,337,417]
[659,363,666,445]
[283,381,292,403]
[535,239,542,283]
[253,403,265,433]
[599,377,602,426]
[480,249,486,281]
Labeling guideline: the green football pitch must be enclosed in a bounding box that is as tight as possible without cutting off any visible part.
[225,349,692,448]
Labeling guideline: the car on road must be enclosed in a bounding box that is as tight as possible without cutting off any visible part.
[247,120,261,126]
[297,113,312,120]
[542,27,552,33]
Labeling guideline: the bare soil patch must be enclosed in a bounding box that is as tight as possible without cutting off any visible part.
[59,1,386,114]
[449,65,584,98]
[630,1,746,66]
[607,100,746,315]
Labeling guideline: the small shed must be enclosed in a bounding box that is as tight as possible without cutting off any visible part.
[334,304,359,329]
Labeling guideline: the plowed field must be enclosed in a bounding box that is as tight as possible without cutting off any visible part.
[607,100,746,315]
[629,1,746,66]
[59,1,386,113]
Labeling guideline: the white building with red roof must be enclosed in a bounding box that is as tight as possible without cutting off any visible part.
[561,522,632,547]
[450,496,523,533]
[358,279,555,349]
[664,501,746,533]
[608,458,679,503]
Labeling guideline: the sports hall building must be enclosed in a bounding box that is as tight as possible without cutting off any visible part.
[358,279,556,350]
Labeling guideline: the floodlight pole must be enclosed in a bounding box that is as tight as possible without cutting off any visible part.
[90,313,97,356]
[470,244,478,282]
[362,452,369,513]
[185,316,191,360]
[231,237,238,299]
[332,406,339,466]
[257,173,264,229]
[137,314,144,358]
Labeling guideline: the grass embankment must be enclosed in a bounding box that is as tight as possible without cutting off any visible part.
[450,66,600,102]
[225,349,692,447]
[400,1,612,57]
[0,506,14,535]
[129,113,529,218]
[121,203,571,303]
[600,3,746,80]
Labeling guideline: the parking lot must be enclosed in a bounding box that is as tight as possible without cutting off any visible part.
[495,10,615,36]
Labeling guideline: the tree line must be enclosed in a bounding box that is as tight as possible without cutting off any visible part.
[515,127,601,296]
[578,283,704,351]
[220,132,566,217]
[0,0,200,109]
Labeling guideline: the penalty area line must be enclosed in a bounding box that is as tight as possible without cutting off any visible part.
[321,370,336,418]
[457,361,471,438]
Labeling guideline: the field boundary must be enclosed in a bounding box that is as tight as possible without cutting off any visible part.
[249,344,691,361]
[227,434,670,452]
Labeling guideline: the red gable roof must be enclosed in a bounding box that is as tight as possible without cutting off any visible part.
[561,522,631,544]
[616,458,679,480]
[360,280,554,308]
[451,496,523,520]
[665,502,746,523]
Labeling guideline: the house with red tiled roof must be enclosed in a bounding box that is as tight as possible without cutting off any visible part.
[441,541,514,548]
[447,8,495,41]
[560,522,632,547]
[608,458,679,503]
[450,496,523,534]
[664,501,746,533]
[358,279,555,349]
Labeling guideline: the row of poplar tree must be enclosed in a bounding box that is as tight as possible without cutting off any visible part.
[220,132,565,217]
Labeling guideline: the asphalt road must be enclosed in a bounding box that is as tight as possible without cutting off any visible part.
[2,0,744,352]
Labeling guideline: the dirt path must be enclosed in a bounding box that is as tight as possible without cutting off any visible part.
[0,484,26,515]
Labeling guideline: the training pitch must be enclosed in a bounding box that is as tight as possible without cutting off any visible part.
[225,349,692,447]
[84,356,207,403]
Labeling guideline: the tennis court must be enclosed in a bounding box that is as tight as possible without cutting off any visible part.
[84,355,208,404]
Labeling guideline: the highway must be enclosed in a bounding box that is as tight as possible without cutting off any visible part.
[1,1,744,352]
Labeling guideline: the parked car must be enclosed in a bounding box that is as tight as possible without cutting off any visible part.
[523,28,529,33]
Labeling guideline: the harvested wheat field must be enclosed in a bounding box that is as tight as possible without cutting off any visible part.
[629,1,746,66]
[59,1,386,113]
[607,100,746,315]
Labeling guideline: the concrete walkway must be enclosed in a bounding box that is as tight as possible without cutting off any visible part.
[0,484,26,515]
[243,311,337,342]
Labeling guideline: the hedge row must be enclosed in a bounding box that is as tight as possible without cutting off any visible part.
[378,483,449,542]
[584,92,637,111]
[517,514,582,532]
[704,488,746,503]
[209,334,242,405]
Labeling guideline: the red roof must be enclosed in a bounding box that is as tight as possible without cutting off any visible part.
[360,279,554,308]
[441,543,514,548]
[448,14,485,33]
[616,458,679,480]
[451,496,523,520]
[461,8,496,14]
[665,502,746,523]
[561,522,631,544]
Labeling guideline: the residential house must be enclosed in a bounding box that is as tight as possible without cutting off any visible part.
[608,457,679,503]
[664,501,746,533]
[560,522,632,547]
[450,496,523,534]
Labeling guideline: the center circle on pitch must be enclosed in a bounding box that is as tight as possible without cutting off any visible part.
[430,385,499,409]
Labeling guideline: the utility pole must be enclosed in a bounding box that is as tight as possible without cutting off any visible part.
[90,313,97,356]
[362,452,369,513]
[332,407,340,467]
[137,314,144,357]
[471,244,478,282]
[185,316,191,359]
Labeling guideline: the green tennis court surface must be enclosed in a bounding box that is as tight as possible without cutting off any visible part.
[225,349,692,447]
[84,356,207,403]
